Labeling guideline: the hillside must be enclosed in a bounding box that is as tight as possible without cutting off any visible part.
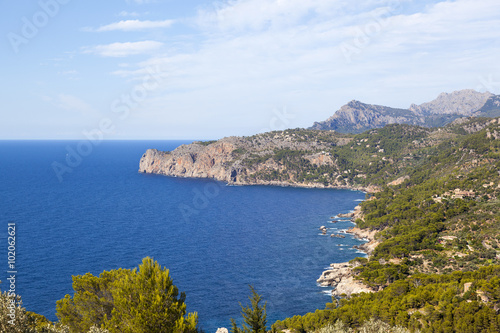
[140,117,500,332]
[140,117,499,192]
[310,89,500,133]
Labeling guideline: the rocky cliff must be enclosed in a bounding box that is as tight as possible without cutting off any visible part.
[311,89,499,133]
[315,204,379,298]
[477,94,500,118]
[139,139,240,183]
[139,130,381,191]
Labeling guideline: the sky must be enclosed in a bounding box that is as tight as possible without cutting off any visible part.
[1,0,500,140]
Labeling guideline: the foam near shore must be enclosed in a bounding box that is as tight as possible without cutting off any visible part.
[317,204,379,298]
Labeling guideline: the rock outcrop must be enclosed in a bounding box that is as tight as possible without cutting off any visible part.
[304,152,334,166]
[388,175,410,186]
[317,262,373,297]
[332,275,374,297]
[317,262,353,286]
[346,227,379,254]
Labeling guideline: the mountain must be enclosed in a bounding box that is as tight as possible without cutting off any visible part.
[408,89,492,115]
[311,89,498,133]
[477,93,500,117]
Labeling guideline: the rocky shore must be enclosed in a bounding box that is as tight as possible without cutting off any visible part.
[317,262,373,297]
[346,227,379,255]
[316,205,378,298]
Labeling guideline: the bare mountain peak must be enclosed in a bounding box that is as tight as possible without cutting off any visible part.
[409,89,493,116]
[346,100,363,107]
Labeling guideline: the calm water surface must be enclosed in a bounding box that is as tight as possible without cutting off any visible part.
[0,140,366,332]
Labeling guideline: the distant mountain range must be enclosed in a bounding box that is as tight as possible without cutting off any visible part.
[310,89,500,133]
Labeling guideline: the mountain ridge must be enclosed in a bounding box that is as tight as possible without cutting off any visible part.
[311,89,500,133]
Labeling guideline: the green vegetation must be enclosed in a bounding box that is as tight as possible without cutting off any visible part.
[238,119,500,282]
[240,124,441,187]
[0,291,108,332]
[239,119,500,191]
[265,118,500,333]
[196,140,218,146]
[313,318,415,333]
[231,286,267,333]
[274,266,500,333]
[1,258,198,333]
[56,257,198,333]
[236,118,500,332]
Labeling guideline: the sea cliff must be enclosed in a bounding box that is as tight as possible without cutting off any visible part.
[139,132,380,193]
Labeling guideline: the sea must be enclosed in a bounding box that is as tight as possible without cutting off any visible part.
[0,140,366,332]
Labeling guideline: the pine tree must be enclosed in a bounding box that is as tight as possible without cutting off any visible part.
[56,257,198,333]
[231,286,267,333]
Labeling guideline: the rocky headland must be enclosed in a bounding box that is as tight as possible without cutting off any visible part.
[139,132,381,193]
[140,89,500,193]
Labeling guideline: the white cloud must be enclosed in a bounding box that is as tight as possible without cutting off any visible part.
[50,0,499,139]
[194,0,389,33]
[118,11,141,17]
[107,0,500,137]
[53,94,98,116]
[83,41,164,57]
[57,70,79,80]
[85,19,175,32]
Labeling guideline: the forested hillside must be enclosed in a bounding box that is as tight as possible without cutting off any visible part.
[270,117,500,332]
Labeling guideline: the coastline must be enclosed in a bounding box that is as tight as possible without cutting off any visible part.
[140,170,381,194]
[317,203,379,298]
[231,179,380,194]
[139,153,381,298]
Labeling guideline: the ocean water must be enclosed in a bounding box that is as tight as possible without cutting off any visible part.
[0,141,366,332]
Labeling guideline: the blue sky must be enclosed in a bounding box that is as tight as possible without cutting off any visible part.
[1,0,500,139]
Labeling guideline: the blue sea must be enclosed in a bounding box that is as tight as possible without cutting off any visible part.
[0,140,366,332]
